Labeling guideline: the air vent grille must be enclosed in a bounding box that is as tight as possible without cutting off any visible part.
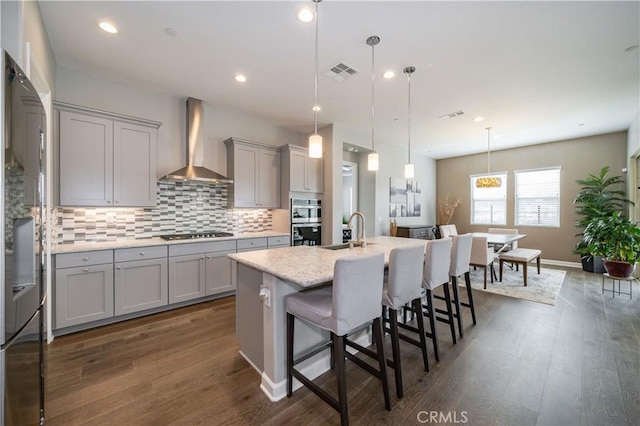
[325,62,358,82]
[439,110,465,119]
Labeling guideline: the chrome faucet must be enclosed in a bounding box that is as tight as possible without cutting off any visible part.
[347,211,367,248]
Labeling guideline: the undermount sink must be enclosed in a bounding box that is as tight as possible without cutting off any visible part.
[320,242,374,250]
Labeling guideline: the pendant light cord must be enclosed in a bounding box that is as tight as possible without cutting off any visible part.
[313,0,319,135]
[486,127,492,175]
[371,41,376,152]
[407,71,411,164]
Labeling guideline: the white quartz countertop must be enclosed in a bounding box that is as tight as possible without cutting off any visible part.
[228,236,427,288]
[52,230,290,254]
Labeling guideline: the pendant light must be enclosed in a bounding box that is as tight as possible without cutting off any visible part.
[366,35,380,171]
[475,127,502,188]
[308,0,323,158]
[404,66,415,179]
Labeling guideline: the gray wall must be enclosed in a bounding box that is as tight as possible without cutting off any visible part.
[436,131,628,264]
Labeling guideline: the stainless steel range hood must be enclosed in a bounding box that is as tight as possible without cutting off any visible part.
[162,97,233,184]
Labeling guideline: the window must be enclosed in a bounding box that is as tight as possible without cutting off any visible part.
[515,167,560,227]
[470,173,507,225]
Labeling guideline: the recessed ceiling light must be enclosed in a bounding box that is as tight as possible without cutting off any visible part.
[298,8,314,23]
[383,70,395,79]
[312,105,321,112]
[625,45,639,53]
[99,22,118,34]
[473,116,485,122]
[234,74,247,83]
[578,123,585,126]
[165,27,177,37]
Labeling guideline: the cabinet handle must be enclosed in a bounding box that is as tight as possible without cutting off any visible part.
[201,256,206,260]
[117,266,121,270]
[115,200,119,204]
[107,200,112,204]
[250,242,255,245]
[82,257,89,261]
[83,268,89,272]
[206,256,211,259]
[140,252,145,256]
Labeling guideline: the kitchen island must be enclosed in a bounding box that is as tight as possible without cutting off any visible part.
[228,236,427,401]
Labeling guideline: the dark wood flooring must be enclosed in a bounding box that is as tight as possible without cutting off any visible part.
[45,267,640,425]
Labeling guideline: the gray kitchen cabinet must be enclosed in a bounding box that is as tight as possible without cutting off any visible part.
[225,138,280,208]
[205,250,235,296]
[168,253,206,304]
[55,102,161,207]
[168,240,237,302]
[114,246,168,315]
[267,235,290,248]
[280,144,323,195]
[55,251,115,329]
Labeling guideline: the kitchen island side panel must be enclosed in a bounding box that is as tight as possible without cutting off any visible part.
[236,263,265,371]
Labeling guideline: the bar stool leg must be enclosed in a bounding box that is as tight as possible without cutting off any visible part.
[287,313,294,397]
[464,271,477,325]
[442,283,457,344]
[450,277,464,338]
[388,308,403,398]
[424,289,440,363]
[412,297,430,372]
[333,333,349,426]
[372,318,392,411]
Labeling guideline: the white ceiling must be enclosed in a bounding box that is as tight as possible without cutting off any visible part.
[39,1,640,159]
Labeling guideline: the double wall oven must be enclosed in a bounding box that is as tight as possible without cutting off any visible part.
[291,198,321,246]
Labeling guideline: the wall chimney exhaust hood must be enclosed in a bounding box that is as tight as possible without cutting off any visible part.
[162,97,233,184]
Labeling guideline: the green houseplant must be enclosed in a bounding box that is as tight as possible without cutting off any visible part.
[583,212,640,277]
[573,166,631,272]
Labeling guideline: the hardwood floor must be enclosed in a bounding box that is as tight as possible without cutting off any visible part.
[45,267,640,425]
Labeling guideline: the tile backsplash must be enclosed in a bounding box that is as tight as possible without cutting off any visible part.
[54,181,272,245]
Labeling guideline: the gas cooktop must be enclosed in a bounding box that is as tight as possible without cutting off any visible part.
[159,231,234,241]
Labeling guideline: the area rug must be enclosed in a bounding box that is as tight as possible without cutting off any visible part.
[464,266,566,306]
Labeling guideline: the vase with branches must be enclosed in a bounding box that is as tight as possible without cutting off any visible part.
[437,195,462,225]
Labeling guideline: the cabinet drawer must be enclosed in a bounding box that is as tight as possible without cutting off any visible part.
[237,238,268,251]
[168,240,237,257]
[56,250,113,268]
[115,245,167,262]
[268,236,290,247]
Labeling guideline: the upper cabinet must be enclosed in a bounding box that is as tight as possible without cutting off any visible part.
[225,138,281,208]
[280,145,323,195]
[55,102,161,207]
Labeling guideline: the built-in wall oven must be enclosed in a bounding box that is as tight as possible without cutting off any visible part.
[291,198,322,246]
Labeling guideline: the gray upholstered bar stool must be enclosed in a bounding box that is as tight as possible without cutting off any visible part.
[448,233,476,338]
[421,238,454,363]
[286,252,390,426]
[381,245,429,399]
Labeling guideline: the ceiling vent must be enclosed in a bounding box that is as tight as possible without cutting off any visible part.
[439,110,465,119]
[325,62,358,82]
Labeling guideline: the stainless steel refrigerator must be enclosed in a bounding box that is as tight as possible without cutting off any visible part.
[1,51,46,425]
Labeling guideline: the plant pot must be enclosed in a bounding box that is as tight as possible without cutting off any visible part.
[603,260,635,278]
[581,255,605,274]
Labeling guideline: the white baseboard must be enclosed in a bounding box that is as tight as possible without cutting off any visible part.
[541,259,582,269]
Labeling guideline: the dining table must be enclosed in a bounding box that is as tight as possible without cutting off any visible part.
[472,232,527,253]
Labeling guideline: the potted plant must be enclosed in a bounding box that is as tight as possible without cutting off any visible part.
[583,212,640,277]
[573,166,631,272]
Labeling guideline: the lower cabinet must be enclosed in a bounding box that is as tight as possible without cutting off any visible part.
[168,253,206,303]
[205,250,235,296]
[115,257,169,315]
[55,263,114,329]
[54,235,288,332]
[168,240,237,303]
